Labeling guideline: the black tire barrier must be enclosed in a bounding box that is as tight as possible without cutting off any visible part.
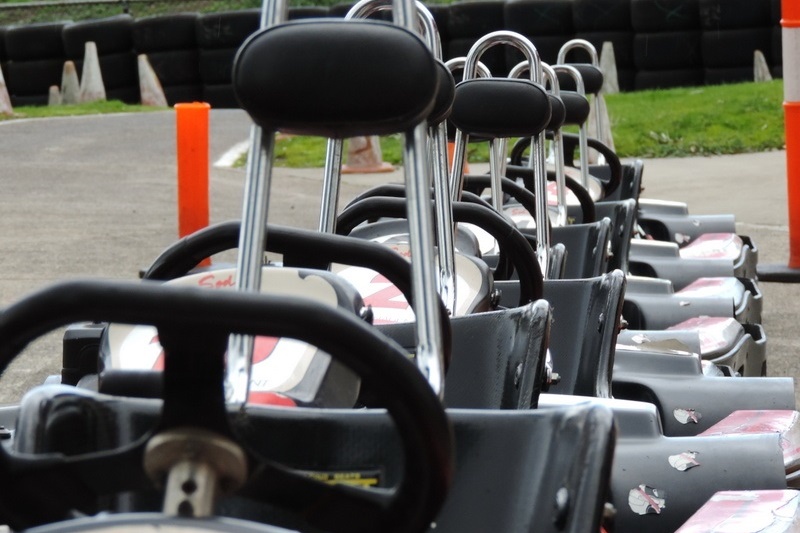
[10,93,47,106]
[772,25,782,66]
[631,0,700,32]
[634,31,702,70]
[704,66,756,85]
[447,37,508,77]
[198,47,236,85]
[195,9,259,49]
[426,4,451,42]
[504,0,575,36]
[288,6,329,20]
[0,27,7,62]
[163,83,203,106]
[447,1,506,39]
[635,68,704,90]
[574,30,635,68]
[617,68,637,91]
[145,49,201,86]
[202,83,238,108]
[702,27,773,68]
[773,65,783,79]
[62,15,134,59]
[132,12,199,52]
[505,34,571,67]
[573,0,631,31]
[72,51,138,91]
[106,84,140,104]
[5,58,63,96]
[4,21,68,62]
[699,0,772,30]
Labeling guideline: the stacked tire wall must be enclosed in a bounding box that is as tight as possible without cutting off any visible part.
[133,13,203,106]
[0,0,786,105]
[631,0,703,90]
[61,14,139,104]
[699,0,774,85]
[4,21,69,106]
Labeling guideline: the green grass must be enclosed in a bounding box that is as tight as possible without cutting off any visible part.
[607,79,784,157]
[2,80,786,165]
[0,100,166,121]
[265,80,785,166]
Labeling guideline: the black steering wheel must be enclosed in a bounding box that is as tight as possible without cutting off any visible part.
[142,221,452,369]
[0,281,453,532]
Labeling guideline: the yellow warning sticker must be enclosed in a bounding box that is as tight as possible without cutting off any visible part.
[302,469,382,488]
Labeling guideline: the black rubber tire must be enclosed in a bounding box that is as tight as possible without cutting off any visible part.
[617,67,636,91]
[504,0,575,36]
[72,51,137,90]
[426,4,451,42]
[4,21,68,61]
[699,0,772,30]
[106,84,140,104]
[446,37,508,77]
[704,66,755,85]
[132,13,199,53]
[198,47,236,84]
[772,25,782,66]
[635,68,704,90]
[163,83,203,106]
[5,58,63,96]
[505,34,571,68]
[10,93,48,106]
[702,27,772,68]
[573,31,635,68]
[447,1,506,39]
[634,31,702,70]
[62,15,134,59]
[196,9,260,49]
[288,6,329,20]
[144,49,200,86]
[203,83,239,108]
[631,0,700,32]
[573,0,631,31]
[0,27,7,62]
[772,64,782,79]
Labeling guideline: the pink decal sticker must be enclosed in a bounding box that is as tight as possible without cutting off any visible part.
[674,408,702,424]
[628,485,666,515]
[668,451,700,472]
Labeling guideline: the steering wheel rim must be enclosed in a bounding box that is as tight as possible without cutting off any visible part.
[0,280,453,533]
[142,221,452,369]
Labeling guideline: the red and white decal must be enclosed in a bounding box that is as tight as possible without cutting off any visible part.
[628,485,666,515]
[679,233,744,260]
[667,316,741,355]
[675,490,800,532]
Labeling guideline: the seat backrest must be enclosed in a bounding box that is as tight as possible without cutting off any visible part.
[595,198,638,273]
[497,269,626,398]
[377,300,550,409]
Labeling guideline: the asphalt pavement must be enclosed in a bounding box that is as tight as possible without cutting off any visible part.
[0,109,798,403]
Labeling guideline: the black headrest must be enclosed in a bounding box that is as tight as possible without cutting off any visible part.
[560,90,591,125]
[546,93,565,131]
[556,63,604,95]
[450,78,551,139]
[429,61,456,126]
[233,20,438,138]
